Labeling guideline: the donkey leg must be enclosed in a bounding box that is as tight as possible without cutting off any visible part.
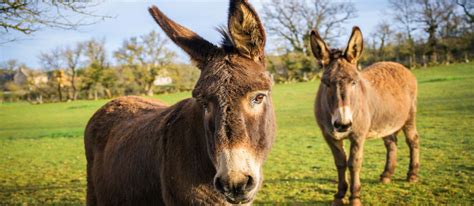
[348,138,365,206]
[380,133,398,184]
[403,114,420,183]
[324,137,348,206]
[84,140,97,206]
[86,162,97,206]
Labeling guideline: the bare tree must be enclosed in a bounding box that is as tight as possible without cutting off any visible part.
[389,0,417,40]
[388,0,419,66]
[415,0,457,64]
[63,43,84,100]
[114,31,176,96]
[39,48,65,101]
[0,59,20,90]
[0,59,20,71]
[39,48,62,71]
[456,0,474,23]
[438,1,469,64]
[261,0,357,54]
[0,1,109,44]
[372,21,393,61]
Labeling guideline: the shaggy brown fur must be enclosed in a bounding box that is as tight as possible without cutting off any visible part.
[310,27,420,206]
[84,1,276,205]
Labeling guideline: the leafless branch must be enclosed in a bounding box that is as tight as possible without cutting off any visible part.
[261,0,357,54]
[0,1,111,43]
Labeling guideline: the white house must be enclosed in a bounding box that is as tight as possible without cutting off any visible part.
[153,76,172,86]
[14,67,48,86]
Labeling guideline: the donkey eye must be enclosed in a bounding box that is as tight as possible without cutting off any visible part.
[351,80,357,86]
[252,93,266,105]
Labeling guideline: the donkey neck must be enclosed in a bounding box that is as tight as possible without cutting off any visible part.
[356,75,383,121]
[161,98,216,179]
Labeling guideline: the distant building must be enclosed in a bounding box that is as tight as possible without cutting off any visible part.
[153,69,173,86]
[13,67,48,86]
[153,76,173,86]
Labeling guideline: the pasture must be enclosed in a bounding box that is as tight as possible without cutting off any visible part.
[1,63,473,205]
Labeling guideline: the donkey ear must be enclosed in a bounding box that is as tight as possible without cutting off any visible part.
[148,6,218,64]
[344,26,364,64]
[310,30,330,65]
[228,0,266,63]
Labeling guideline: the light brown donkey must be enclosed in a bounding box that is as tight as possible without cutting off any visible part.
[84,0,275,205]
[310,27,420,206]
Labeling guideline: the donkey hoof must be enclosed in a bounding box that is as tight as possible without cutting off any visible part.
[331,198,344,206]
[380,177,391,184]
[350,198,362,206]
[407,175,418,183]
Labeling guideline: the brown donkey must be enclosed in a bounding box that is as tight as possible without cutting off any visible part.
[310,27,420,206]
[84,0,275,205]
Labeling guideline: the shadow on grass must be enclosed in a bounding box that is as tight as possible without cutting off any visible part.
[265,177,337,184]
[364,177,410,185]
[419,76,466,84]
[0,183,85,192]
[254,200,331,205]
[4,133,82,140]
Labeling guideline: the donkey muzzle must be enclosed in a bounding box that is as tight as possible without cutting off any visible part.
[214,148,261,204]
[214,173,256,204]
[332,106,353,133]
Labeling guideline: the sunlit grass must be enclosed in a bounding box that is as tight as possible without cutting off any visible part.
[0,63,473,204]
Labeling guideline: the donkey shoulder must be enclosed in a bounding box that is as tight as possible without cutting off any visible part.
[86,96,168,128]
[84,96,168,149]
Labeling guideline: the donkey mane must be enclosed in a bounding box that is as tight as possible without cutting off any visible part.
[329,49,344,59]
[217,27,236,52]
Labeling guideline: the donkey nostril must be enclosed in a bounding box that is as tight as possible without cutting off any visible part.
[214,177,227,193]
[215,175,257,198]
[334,121,351,132]
[232,175,256,196]
[333,121,346,130]
[244,175,255,191]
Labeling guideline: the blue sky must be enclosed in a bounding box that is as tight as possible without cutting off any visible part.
[0,0,389,69]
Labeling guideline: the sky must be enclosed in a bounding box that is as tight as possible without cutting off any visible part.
[0,0,389,69]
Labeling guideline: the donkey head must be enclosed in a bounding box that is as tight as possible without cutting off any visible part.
[149,0,275,203]
[310,27,364,134]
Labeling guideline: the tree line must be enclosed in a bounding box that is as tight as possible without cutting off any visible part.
[1,0,473,102]
[263,0,473,83]
[0,31,199,103]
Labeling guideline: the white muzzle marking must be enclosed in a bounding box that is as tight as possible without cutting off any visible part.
[332,106,353,126]
[215,147,261,193]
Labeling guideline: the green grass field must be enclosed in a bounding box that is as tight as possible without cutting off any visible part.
[1,63,473,205]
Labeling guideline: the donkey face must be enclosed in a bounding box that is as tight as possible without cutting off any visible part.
[195,57,274,204]
[149,0,275,203]
[310,27,364,134]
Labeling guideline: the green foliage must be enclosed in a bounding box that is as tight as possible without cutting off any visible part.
[1,82,27,102]
[114,30,177,96]
[81,39,110,100]
[0,68,15,91]
[362,31,474,68]
[0,63,473,204]
[267,52,319,83]
[161,64,200,92]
